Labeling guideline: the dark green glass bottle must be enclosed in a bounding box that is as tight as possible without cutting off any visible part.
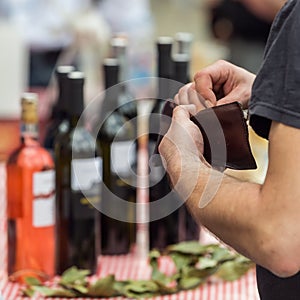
[43,65,75,154]
[55,71,101,274]
[173,52,200,242]
[110,37,137,121]
[149,37,182,250]
[97,58,136,255]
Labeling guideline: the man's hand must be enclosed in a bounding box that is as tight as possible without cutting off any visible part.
[194,60,255,109]
[158,104,207,193]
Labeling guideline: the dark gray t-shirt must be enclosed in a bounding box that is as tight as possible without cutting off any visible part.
[248,1,300,298]
[249,0,300,138]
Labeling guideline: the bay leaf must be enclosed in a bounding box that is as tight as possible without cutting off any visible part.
[198,256,218,269]
[24,276,42,286]
[215,259,253,281]
[211,247,236,263]
[171,253,197,271]
[167,241,207,255]
[179,276,204,290]
[87,274,116,297]
[60,266,90,286]
[32,286,77,297]
[124,280,159,296]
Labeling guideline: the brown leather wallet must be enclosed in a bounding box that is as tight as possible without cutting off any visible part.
[153,100,257,170]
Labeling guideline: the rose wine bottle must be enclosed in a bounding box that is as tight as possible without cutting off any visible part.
[55,71,101,274]
[7,93,55,283]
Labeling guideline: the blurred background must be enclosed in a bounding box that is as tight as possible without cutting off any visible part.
[0,0,275,161]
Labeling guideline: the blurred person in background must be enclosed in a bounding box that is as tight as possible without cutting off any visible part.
[99,0,154,96]
[0,0,111,88]
[206,0,285,72]
[0,0,154,89]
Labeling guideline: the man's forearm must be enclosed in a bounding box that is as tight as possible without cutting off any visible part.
[183,164,262,259]
[173,158,293,277]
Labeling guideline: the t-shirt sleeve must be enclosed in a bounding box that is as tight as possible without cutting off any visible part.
[249,0,300,139]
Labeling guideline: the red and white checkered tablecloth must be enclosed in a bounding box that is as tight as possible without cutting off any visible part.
[2,254,259,300]
[0,160,260,300]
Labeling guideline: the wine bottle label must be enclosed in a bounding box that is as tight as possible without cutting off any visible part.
[33,170,55,196]
[111,141,135,176]
[33,195,55,227]
[71,157,102,192]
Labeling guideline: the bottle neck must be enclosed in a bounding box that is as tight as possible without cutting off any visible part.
[157,44,173,79]
[103,62,120,111]
[20,122,39,141]
[66,75,85,129]
[57,82,68,115]
[174,60,189,84]
[69,114,83,129]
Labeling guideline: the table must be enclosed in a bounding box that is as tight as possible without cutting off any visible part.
[0,158,260,300]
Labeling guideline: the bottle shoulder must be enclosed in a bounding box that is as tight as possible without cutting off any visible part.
[55,125,98,156]
[98,111,135,141]
[7,141,54,170]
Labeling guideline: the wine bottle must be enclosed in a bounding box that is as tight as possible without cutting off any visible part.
[173,53,190,84]
[110,37,137,122]
[149,37,182,250]
[175,32,193,57]
[55,71,101,274]
[97,58,136,255]
[175,32,193,82]
[149,36,174,142]
[173,52,200,242]
[7,93,55,282]
[43,65,75,153]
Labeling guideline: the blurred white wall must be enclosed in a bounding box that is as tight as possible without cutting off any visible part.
[0,22,28,118]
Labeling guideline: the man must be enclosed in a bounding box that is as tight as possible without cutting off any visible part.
[159,0,300,299]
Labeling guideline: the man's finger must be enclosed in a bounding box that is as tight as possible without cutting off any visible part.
[173,104,197,121]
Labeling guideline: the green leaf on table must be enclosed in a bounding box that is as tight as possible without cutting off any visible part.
[149,249,161,274]
[154,279,178,295]
[151,267,179,295]
[72,284,88,294]
[198,256,218,270]
[179,276,204,290]
[167,241,207,255]
[151,267,169,285]
[87,274,116,297]
[182,266,217,280]
[113,280,130,296]
[24,276,42,286]
[171,253,198,272]
[211,247,236,263]
[60,266,90,286]
[32,285,77,297]
[22,287,35,297]
[123,280,159,298]
[215,258,253,281]
[149,249,161,262]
